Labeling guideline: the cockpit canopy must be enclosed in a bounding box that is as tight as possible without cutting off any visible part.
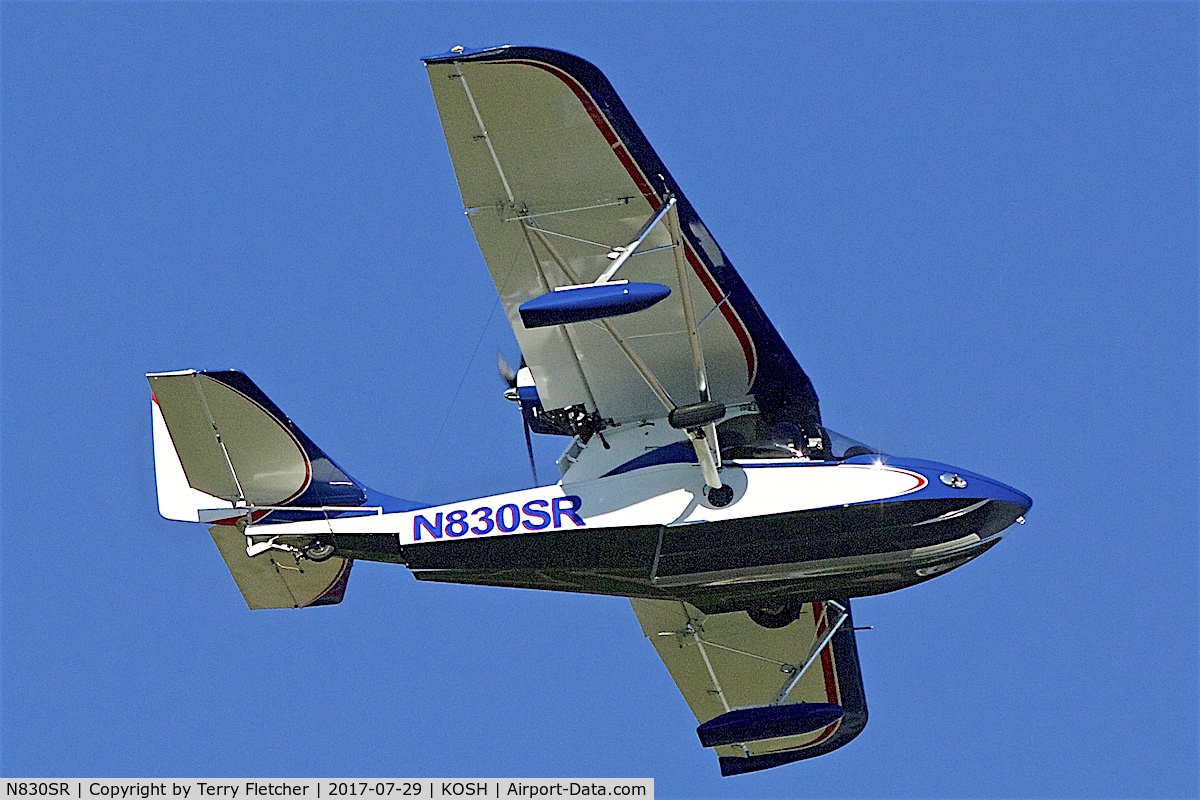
[717,415,881,462]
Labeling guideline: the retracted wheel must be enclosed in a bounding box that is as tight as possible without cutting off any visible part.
[748,602,802,629]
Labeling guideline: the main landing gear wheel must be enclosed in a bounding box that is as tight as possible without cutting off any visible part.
[707,484,734,508]
[304,539,336,562]
[748,603,802,629]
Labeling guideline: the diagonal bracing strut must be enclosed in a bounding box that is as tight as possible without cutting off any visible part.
[770,601,849,706]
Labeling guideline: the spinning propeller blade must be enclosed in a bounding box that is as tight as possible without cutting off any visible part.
[498,351,538,486]
[497,351,517,389]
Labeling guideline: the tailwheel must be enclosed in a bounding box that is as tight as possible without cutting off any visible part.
[303,538,336,562]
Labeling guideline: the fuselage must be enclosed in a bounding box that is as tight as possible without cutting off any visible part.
[254,450,1031,615]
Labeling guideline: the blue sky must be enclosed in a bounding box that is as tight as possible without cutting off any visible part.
[2,3,1196,796]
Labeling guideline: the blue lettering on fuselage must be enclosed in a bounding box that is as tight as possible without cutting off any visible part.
[552,495,584,527]
[413,512,443,540]
[413,495,584,541]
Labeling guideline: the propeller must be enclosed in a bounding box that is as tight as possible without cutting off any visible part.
[498,351,539,486]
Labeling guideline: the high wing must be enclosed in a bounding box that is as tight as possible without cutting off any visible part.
[631,597,867,775]
[424,46,820,430]
[425,46,861,772]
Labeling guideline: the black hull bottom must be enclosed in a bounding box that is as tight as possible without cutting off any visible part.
[334,497,1023,612]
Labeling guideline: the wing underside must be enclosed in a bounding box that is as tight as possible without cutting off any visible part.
[424,47,820,429]
[631,597,867,775]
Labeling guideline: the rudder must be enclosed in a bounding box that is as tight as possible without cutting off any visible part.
[148,369,366,521]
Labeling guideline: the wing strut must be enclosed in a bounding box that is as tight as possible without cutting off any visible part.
[771,600,849,705]
[525,205,731,500]
[595,196,676,284]
[525,220,677,413]
[667,200,725,493]
[517,221,602,417]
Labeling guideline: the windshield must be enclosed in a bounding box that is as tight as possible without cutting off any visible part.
[716,416,883,462]
[825,428,884,459]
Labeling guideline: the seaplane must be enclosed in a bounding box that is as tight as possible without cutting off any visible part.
[147,46,1031,776]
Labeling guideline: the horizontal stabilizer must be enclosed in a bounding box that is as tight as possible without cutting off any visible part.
[210,523,351,609]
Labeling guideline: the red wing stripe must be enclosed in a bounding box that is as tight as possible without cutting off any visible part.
[806,601,842,746]
[612,143,658,207]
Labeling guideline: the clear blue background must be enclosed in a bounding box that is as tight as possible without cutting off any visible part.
[3,3,1196,797]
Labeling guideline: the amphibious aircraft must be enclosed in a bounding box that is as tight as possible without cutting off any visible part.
[148,46,1031,776]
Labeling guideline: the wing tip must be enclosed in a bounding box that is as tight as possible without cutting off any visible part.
[715,705,869,776]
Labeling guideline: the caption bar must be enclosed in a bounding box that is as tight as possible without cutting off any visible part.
[4,781,652,800]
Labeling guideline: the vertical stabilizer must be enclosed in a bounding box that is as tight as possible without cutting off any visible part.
[148,369,376,609]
